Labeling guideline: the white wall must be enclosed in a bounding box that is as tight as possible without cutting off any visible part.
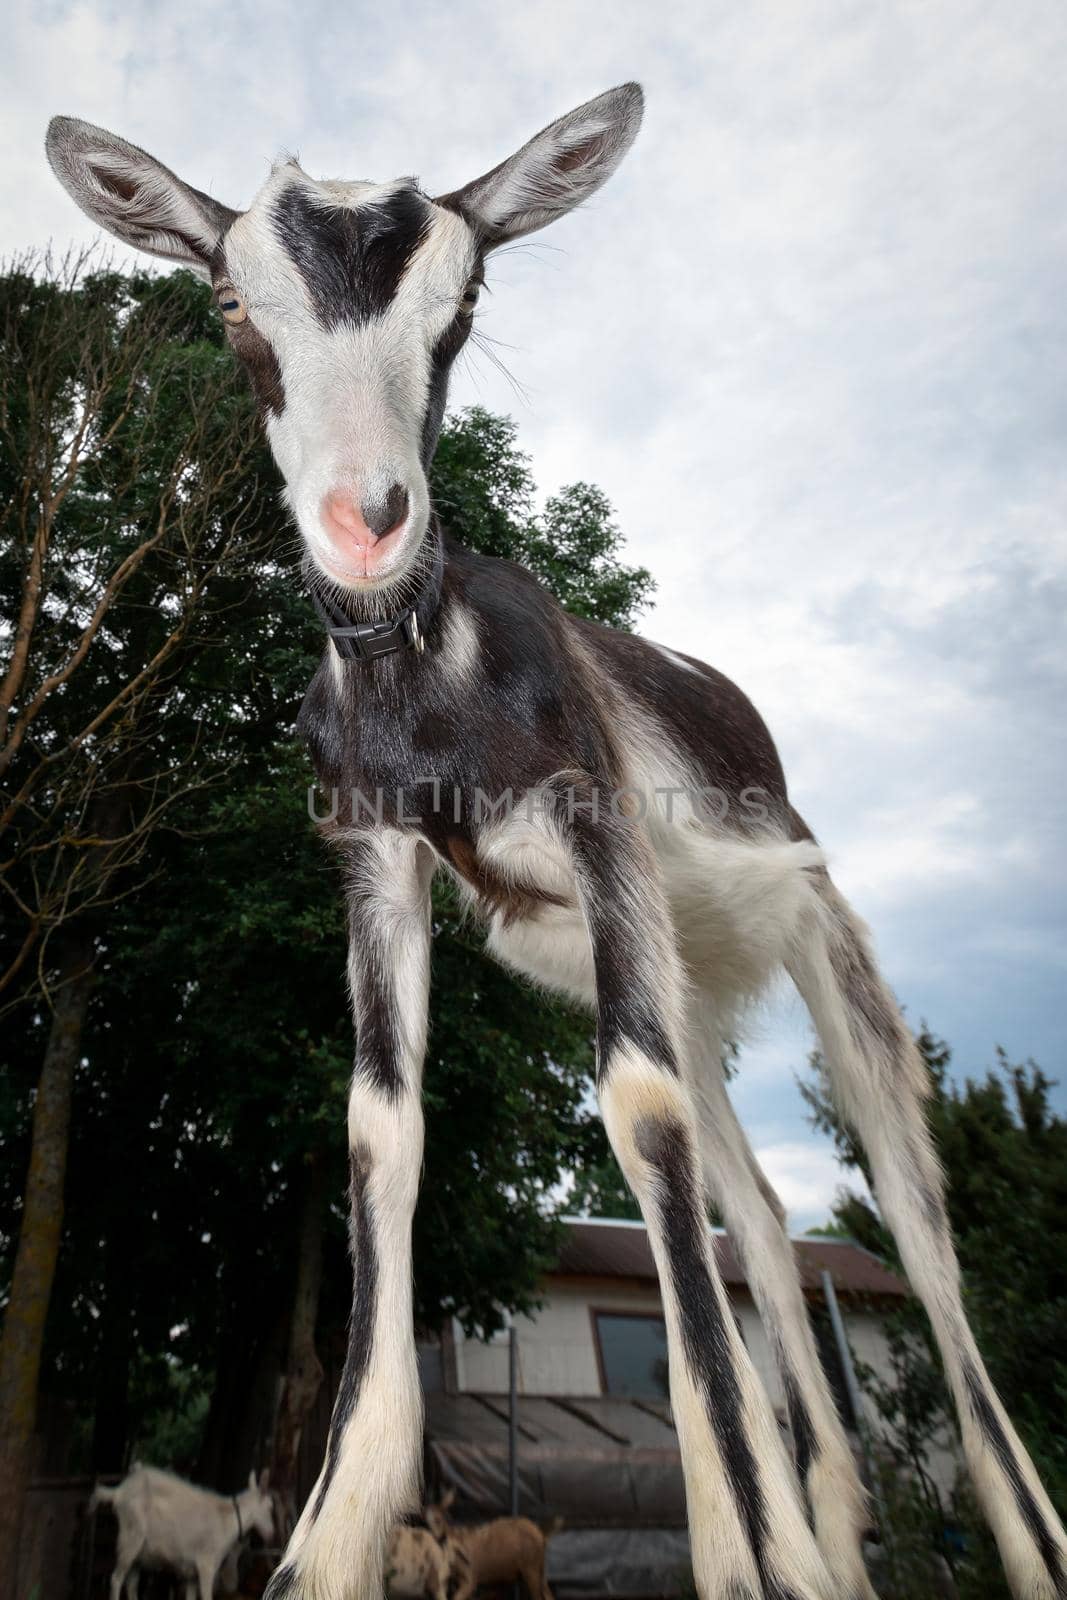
[452,1277,961,1497]
[454,1277,780,1411]
[845,1309,961,1499]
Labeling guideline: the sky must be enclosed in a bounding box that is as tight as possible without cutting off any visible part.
[5,0,1066,1230]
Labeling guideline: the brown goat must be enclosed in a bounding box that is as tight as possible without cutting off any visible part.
[425,1496,558,1600]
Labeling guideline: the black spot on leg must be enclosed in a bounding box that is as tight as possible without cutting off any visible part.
[347,877,405,1100]
[352,950,404,1100]
[963,1363,1064,1590]
[596,988,677,1081]
[636,1116,803,1600]
[309,1144,378,1522]
[781,1366,818,1498]
[567,810,677,1081]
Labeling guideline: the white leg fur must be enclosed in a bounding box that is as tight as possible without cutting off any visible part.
[684,991,878,1600]
[272,834,432,1600]
[601,1048,838,1600]
[788,878,1067,1600]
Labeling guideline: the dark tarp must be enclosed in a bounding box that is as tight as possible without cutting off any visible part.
[547,1530,691,1598]
[425,1393,689,1596]
[426,1393,684,1527]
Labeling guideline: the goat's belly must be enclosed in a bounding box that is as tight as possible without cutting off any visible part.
[483,821,826,1012]
[487,899,595,1006]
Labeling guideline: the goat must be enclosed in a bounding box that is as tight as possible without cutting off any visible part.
[47,84,1067,1600]
[424,1496,558,1600]
[89,1464,274,1600]
[386,1520,468,1600]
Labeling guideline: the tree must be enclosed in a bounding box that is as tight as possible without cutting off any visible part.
[801,1029,1067,1595]
[566,1154,644,1221]
[0,253,288,1584]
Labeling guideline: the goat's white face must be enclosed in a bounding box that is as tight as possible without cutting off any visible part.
[46,86,643,600]
[220,167,479,592]
[247,1470,275,1542]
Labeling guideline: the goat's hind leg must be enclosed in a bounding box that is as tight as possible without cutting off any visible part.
[571,807,837,1599]
[684,992,878,1600]
[789,876,1067,1600]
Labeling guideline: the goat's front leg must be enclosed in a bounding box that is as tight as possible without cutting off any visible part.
[569,807,836,1600]
[266,831,433,1600]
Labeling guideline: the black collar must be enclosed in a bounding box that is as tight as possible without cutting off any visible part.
[309,520,444,665]
[312,591,425,662]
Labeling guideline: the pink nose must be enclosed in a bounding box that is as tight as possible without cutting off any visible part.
[321,486,409,558]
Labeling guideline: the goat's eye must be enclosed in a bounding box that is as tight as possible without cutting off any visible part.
[217,285,247,325]
[459,281,480,316]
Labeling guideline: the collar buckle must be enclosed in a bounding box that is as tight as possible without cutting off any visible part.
[320,606,423,663]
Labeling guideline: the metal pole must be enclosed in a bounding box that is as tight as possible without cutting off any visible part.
[820,1269,891,1541]
[509,1322,521,1600]
[820,1270,866,1432]
[508,1322,519,1518]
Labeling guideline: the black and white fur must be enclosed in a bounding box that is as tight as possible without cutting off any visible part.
[47,86,1067,1600]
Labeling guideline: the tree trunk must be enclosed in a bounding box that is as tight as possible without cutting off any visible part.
[91,1221,134,1474]
[226,1304,288,1489]
[0,930,94,1591]
[270,1157,326,1535]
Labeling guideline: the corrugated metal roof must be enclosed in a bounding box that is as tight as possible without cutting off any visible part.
[554,1218,907,1298]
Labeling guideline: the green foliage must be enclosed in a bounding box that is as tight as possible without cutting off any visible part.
[801,1029,1067,1594]
[566,1153,644,1221]
[431,408,654,629]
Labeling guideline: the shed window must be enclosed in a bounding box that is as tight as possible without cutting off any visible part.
[593,1312,669,1398]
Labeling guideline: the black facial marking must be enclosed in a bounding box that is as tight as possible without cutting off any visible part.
[636,1115,799,1597]
[211,244,287,418]
[226,319,286,417]
[273,180,432,329]
[310,1144,378,1522]
[962,1363,1064,1589]
[421,306,477,467]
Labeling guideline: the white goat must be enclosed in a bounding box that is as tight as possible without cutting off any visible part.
[90,1463,274,1600]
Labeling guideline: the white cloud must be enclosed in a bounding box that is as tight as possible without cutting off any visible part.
[753,1141,871,1235]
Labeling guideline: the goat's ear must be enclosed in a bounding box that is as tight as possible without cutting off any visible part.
[441,1487,456,1512]
[437,83,643,246]
[425,1506,447,1539]
[258,1468,270,1490]
[248,1470,256,1489]
[45,117,237,282]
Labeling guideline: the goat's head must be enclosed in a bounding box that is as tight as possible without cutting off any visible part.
[46,87,643,601]
[246,1468,276,1544]
[424,1489,454,1543]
